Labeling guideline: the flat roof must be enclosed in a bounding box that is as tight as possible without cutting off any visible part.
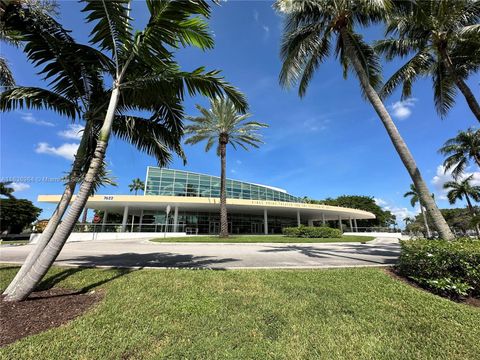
[38,194,376,220]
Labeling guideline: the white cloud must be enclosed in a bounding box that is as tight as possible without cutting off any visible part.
[253,9,259,22]
[390,98,417,120]
[236,160,242,165]
[374,198,388,207]
[10,182,30,192]
[35,142,79,161]
[58,124,84,140]
[375,197,417,225]
[432,164,480,201]
[20,112,55,127]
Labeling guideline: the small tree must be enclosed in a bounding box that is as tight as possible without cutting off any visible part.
[404,184,433,238]
[0,198,41,234]
[129,178,145,195]
[444,175,480,237]
[0,181,15,199]
[185,97,268,237]
[439,128,480,178]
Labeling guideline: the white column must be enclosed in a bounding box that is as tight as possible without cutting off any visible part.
[349,217,353,232]
[139,209,144,232]
[338,215,342,231]
[173,205,179,232]
[296,210,301,227]
[322,213,326,226]
[121,206,129,232]
[101,210,108,232]
[354,218,358,232]
[263,209,268,235]
[131,215,135,232]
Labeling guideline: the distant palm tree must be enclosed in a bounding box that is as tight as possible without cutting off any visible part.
[404,184,432,238]
[444,175,480,237]
[439,128,480,178]
[275,0,454,240]
[129,178,145,195]
[185,97,268,237]
[376,0,480,121]
[0,181,15,199]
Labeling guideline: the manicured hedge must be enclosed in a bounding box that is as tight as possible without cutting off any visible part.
[282,226,342,238]
[397,239,480,298]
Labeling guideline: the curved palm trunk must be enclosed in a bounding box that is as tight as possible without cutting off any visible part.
[464,194,480,238]
[340,29,454,240]
[3,131,89,295]
[439,48,480,122]
[4,86,121,302]
[420,205,432,238]
[219,137,228,238]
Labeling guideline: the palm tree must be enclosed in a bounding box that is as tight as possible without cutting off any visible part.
[0,181,15,199]
[0,4,186,297]
[4,0,247,302]
[404,184,432,238]
[444,175,480,237]
[129,178,145,195]
[185,97,267,237]
[376,0,480,121]
[439,128,480,178]
[275,0,454,240]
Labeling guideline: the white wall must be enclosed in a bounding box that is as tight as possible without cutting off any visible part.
[343,232,408,239]
[29,232,187,244]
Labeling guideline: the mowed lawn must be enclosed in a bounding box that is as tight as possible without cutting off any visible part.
[1,266,479,359]
[151,235,375,243]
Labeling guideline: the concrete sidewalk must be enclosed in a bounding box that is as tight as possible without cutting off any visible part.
[0,238,400,269]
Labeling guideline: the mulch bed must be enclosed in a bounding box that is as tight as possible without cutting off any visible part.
[384,268,479,308]
[0,288,103,347]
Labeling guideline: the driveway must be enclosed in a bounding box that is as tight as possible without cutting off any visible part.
[0,238,400,269]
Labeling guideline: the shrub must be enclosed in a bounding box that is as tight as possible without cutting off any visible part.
[397,238,480,298]
[282,226,342,238]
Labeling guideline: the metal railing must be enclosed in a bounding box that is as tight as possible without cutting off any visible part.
[72,223,190,233]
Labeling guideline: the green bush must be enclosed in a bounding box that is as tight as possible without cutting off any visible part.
[282,226,342,238]
[397,239,480,298]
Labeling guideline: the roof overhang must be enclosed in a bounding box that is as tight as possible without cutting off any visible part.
[38,195,376,220]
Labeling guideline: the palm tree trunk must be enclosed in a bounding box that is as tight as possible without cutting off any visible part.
[439,47,480,122]
[4,85,121,302]
[340,29,454,240]
[420,205,432,238]
[2,131,89,295]
[464,194,480,238]
[219,137,228,238]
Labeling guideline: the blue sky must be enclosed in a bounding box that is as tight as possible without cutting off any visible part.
[1,1,479,225]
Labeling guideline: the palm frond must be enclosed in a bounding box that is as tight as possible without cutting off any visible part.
[0,86,78,118]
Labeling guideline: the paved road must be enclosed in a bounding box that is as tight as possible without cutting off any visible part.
[0,238,400,269]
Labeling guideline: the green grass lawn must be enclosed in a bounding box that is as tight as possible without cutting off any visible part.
[151,235,375,243]
[1,266,479,359]
[0,240,29,246]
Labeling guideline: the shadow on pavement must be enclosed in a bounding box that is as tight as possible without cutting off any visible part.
[259,243,400,265]
[59,252,240,269]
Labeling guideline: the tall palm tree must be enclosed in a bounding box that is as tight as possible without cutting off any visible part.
[4,0,247,302]
[185,97,267,237]
[376,0,480,121]
[444,174,480,237]
[0,181,15,199]
[129,178,145,195]
[439,128,480,178]
[0,3,186,297]
[275,0,454,240]
[404,184,432,238]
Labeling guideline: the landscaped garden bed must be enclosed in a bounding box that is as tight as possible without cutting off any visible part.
[395,238,480,303]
